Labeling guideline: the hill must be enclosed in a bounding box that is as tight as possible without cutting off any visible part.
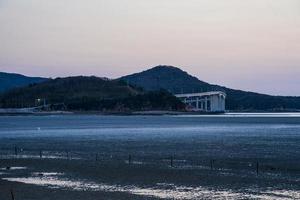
[0,72,48,93]
[121,66,300,111]
[0,76,184,112]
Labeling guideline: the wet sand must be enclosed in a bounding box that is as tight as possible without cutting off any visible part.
[1,115,300,199]
[1,157,300,200]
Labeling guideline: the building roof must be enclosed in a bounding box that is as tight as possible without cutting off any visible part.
[175,91,226,98]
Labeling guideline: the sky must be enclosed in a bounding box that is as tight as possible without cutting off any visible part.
[0,0,299,96]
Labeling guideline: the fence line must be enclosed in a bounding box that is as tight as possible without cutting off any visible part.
[1,147,300,175]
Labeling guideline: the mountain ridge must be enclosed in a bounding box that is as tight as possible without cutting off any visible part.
[0,71,48,93]
[1,66,300,111]
[0,76,184,111]
[121,65,300,110]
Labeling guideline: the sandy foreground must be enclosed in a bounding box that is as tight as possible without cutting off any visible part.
[1,158,300,200]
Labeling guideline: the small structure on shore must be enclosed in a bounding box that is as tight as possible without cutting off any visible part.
[175,91,226,112]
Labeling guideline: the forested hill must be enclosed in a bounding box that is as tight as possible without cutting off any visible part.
[0,76,184,112]
[0,72,48,93]
[121,66,300,111]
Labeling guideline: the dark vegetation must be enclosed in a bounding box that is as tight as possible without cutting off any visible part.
[0,72,48,93]
[1,66,300,111]
[121,66,300,111]
[0,76,184,112]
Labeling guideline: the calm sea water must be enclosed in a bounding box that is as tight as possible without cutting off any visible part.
[1,114,300,199]
[1,114,300,158]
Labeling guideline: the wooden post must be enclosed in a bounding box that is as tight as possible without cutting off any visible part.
[66,151,69,159]
[10,189,15,200]
[170,156,173,167]
[95,153,98,161]
[39,150,42,158]
[256,162,259,175]
[128,154,132,165]
[14,146,17,156]
[210,159,213,170]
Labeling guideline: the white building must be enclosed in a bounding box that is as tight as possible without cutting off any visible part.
[175,91,226,112]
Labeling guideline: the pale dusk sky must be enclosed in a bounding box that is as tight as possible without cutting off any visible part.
[0,0,299,95]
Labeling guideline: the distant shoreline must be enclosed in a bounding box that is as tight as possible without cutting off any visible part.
[0,109,300,116]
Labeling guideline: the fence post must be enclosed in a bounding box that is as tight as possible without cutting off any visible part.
[170,156,173,167]
[10,189,15,200]
[256,162,259,175]
[39,150,42,159]
[128,154,132,165]
[66,151,69,160]
[210,159,214,170]
[95,153,98,161]
[14,146,17,156]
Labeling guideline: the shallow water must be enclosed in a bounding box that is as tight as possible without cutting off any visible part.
[0,114,300,199]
